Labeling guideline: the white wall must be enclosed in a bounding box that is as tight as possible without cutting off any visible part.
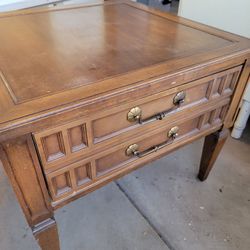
[0,0,62,11]
[0,0,103,12]
[62,0,103,5]
[178,0,250,38]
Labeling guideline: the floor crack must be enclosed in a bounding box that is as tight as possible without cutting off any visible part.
[115,181,176,250]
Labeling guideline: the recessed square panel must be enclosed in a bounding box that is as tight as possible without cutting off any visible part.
[74,163,91,186]
[199,112,211,129]
[212,76,226,98]
[51,171,72,197]
[213,108,223,124]
[41,132,65,162]
[223,72,240,94]
[209,108,222,125]
[219,105,229,120]
[68,124,87,153]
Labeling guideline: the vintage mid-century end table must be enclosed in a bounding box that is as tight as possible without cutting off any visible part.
[0,1,249,249]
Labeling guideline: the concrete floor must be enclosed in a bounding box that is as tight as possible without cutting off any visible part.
[0,123,249,250]
[138,0,179,14]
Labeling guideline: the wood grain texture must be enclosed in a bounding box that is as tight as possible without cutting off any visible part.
[0,4,233,103]
[198,128,229,181]
[0,135,52,225]
[34,118,90,170]
[0,135,59,250]
[0,0,249,136]
[224,59,250,127]
[0,1,249,249]
[33,218,60,250]
[0,56,247,142]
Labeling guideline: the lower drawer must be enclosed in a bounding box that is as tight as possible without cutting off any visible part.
[45,102,229,204]
[95,118,199,176]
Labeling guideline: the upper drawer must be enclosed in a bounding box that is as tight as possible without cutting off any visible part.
[92,66,241,143]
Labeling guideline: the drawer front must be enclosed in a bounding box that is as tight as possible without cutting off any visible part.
[45,101,229,203]
[33,65,241,171]
[91,66,241,142]
[92,81,208,141]
[95,117,200,176]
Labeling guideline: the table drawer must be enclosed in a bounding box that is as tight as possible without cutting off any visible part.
[45,101,229,203]
[92,66,241,142]
[95,117,200,176]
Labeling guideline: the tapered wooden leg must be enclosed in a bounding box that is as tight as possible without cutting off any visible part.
[33,218,60,250]
[198,128,229,181]
[0,135,60,250]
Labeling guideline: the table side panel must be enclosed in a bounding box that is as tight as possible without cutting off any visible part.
[0,135,52,226]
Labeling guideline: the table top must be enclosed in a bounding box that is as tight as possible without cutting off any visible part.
[0,0,249,132]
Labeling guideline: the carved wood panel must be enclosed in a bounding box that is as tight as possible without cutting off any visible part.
[198,104,229,129]
[46,160,95,200]
[34,119,89,170]
[42,132,66,162]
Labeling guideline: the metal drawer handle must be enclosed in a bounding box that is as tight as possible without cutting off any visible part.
[127,91,186,123]
[126,126,179,158]
[173,91,186,105]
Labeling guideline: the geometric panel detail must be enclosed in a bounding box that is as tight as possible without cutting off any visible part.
[41,132,65,162]
[33,120,90,170]
[51,171,72,197]
[211,76,226,98]
[209,108,222,125]
[46,160,94,201]
[198,104,229,129]
[68,124,88,153]
[207,66,241,100]
[74,163,91,186]
[199,112,211,129]
[222,71,240,95]
[219,105,229,121]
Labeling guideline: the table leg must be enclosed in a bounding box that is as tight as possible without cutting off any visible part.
[198,128,229,181]
[33,218,60,250]
[0,135,60,250]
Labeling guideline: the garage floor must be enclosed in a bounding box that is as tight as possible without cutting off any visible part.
[0,124,249,250]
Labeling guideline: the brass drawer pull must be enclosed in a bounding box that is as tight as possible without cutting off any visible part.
[167,126,179,139]
[127,107,142,122]
[173,91,186,105]
[126,126,179,158]
[127,91,186,123]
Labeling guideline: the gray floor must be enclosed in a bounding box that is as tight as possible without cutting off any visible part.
[0,123,249,250]
[137,0,179,14]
